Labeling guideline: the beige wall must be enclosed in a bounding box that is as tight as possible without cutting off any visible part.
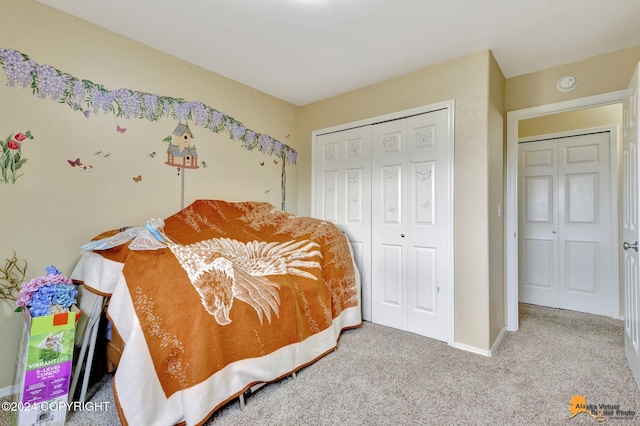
[0,0,298,389]
[488,54,506,346]
[299,50,498,351]
[507,46,640,112]
[519,104,622,138]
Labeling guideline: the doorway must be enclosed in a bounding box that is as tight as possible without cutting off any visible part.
[506,91,626,331]
[517,129,617,317]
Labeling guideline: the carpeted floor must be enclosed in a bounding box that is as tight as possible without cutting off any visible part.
[3,303,640,425]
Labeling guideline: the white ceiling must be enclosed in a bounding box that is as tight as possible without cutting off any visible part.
[37,0,640,106]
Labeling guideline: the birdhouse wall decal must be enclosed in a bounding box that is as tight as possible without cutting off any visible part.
[164,123,199,169]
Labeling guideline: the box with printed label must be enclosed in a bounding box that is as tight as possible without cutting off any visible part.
[11,306,79,426]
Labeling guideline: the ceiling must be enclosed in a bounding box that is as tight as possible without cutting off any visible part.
[36,0,640,106]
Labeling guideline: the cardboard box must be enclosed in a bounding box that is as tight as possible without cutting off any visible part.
[12,306,79,426]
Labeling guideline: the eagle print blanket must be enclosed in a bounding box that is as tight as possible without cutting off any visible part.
[79,200,361,425]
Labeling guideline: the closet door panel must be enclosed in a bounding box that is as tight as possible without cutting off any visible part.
[315,128,372,320]
[558,132,612,315]
[518,139,560,307]
[372,120,408,328]
[406,111,449,340]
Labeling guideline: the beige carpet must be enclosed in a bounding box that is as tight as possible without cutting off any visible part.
[3,303,640,425]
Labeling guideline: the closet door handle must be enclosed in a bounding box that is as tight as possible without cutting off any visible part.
[401,234,405,238]
[552,230,557,234]
[624,241,639,252]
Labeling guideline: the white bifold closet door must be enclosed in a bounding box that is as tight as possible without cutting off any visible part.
[315,107,451,342]
[371,110,450,341]
[518,132,614,317]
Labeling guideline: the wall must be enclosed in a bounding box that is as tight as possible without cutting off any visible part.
[506,46,640,112]
[299,50,498,352]
[0,0,298,390]
[488,54,506,346]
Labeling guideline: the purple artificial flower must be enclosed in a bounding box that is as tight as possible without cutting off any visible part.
[45,265,61,275]
[16,266,76,316]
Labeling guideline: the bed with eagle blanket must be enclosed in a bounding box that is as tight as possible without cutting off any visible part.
[70,200,362,426]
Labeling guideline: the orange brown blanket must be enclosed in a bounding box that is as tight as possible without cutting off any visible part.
[96,200,359,398]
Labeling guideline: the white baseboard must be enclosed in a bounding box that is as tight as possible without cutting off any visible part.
[0,385,16,398]
[453,326,508,357]
[489,326,507,356]
[453,342,491,357]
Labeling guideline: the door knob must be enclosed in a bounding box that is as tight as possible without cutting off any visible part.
[401,234,405,238]
[623,241,639,252]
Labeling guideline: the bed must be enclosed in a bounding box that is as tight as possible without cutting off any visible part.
[70,199,362,426]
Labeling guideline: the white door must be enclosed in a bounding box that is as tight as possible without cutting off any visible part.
[371,109,450,341]
[624,63,640,389]
[315,127,372,320]
[518,131,614,317]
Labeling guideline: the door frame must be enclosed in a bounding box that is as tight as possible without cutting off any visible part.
[311,99,456,345]
[506,91,626,331]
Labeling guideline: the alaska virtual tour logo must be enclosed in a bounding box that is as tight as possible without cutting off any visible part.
[567,395,636,422]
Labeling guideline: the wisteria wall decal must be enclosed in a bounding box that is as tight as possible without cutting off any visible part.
[0,48,297,165]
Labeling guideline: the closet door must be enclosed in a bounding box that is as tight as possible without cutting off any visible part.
[518,132,614,316]
[518,139,559,307]
[371,109,450,341]
[315,127,372,320]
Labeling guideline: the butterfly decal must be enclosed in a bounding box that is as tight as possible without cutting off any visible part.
[326,184,335,193]
[264,189,271,194]
[416,171,432,182]
[421,200,431,209]
[94,151,102,156]
[79,165,93,172]
[201,161,208,168]
[284,134,290,139]
[103,153,111,159]
[147,152,157,158]
[116,125,127,133]
[382,136,397,150]
[417,132,431,145]
[133,175,142,183]
[348,173,359,184]
[387,205,397,213]
[260,162,265,166]
[67,158,82,167]
[384,171,397,180]
[83,110,91,118]
[274,159,279,165]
